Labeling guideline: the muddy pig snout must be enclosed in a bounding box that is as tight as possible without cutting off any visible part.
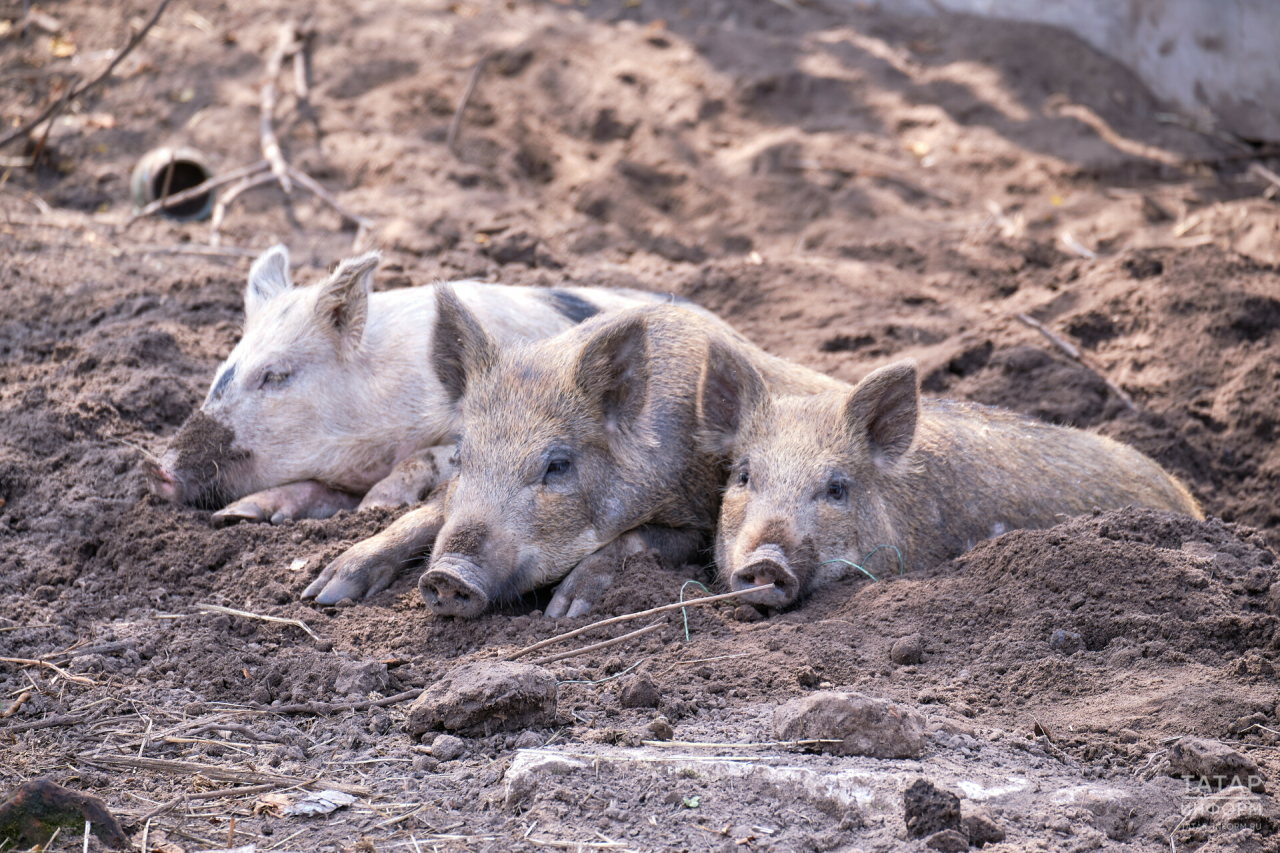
[420,557,491,618]
[730,544,799,607]
[146,453,184,503]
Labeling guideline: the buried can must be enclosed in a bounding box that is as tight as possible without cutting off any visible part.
[130,146,216,221]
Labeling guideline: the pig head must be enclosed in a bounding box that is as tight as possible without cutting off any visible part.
[417,287,723,617]
[151,245,417,509]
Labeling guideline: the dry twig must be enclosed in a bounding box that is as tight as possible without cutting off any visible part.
[78,754,369,796]
[261,23,299,194]
[195,21,373,248]
[447,52,491,155]
[194,602,322,642]
[3,713,91,733]
[127,160,269,224]
[532,622,664,666]
[254,687,423,717]
[0,0,177,149]
[508,585,775,661]
[0,656,96,685]
[1014,313,1135,409]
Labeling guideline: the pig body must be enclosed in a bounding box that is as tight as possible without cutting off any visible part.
[703,359,1204,609]
[303,289,845,608]
[151,245,688,523]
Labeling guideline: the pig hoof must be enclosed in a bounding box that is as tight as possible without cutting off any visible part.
[419,563,489,618]
[310,576,371,606]
[211,502,268,528]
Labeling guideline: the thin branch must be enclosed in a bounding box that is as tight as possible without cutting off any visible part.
[3,713,90,733]
[0,656,96,685]
[208,171,277,247]
[254,688,423,717]
[260,23,299,193]
[0,0,177,149]
[507,585,774,661]
[193,602,322,641]
[286,165,374,229]
[78,755,368,796]
[127,160,269,225]
[533,622,664,666]
[1014,313,1135,409]
[446,52,490,155]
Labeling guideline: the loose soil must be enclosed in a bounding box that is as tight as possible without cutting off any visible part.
[2,1,1279,851]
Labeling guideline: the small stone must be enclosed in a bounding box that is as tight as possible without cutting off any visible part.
[335,660,389,695]
[514,730,545,749]
[408,661,557,738]
[1049,629,1082,654]
[733,605,763,622]
[1117,728,1140,744]
[925,829,968,852]
[795,665,821,687]
[1167,737,1266,792]
[903,778,961,838]
[412,755,439,772]
[430,734,467,762]
[619,674,662,708]
[646,716,674,741]
[890,634,924,665]
[962,813,1006,847]
[773,691,926,758]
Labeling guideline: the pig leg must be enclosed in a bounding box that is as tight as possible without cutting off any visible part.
[357,445,455,511]
[544,525,707,618]
[302,499,446,604]
[211,481,362,528]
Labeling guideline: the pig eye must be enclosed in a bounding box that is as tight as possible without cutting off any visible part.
[261,370,290,388]
[826,480,847,501]
[544,457,572,482]
[735,468,749,487]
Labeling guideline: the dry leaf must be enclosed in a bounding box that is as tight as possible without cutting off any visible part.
[49,35,76,57]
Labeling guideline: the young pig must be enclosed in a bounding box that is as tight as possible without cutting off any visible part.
[149,244,685,525]
[301,286,845,608]
[701,356,1203,609]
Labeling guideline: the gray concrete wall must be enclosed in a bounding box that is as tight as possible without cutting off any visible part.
[883,0,1280,141]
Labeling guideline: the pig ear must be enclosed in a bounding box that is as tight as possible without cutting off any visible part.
[575,316,649,435]
[432,284,498,405]
[843,360,919,467]
[245,244,292,314]
[316,251,378,353]
[696,338,765,456]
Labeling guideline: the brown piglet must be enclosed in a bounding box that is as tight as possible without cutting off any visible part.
[698,353,1203,609]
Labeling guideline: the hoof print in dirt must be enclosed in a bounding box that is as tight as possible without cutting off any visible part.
[408,661,556,738]
[618,673,662,708]
[0,779,129,849]
[903,778,962,839]
[925,828,968,852]
[890,633,925,665]
[773,691,926,758]
[1167,737,1267,792]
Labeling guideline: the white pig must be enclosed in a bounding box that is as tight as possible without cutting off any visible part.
[149,244,692,525]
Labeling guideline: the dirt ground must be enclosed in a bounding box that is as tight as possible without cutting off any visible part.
[2,0,1280,851]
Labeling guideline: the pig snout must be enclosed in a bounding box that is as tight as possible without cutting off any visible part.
[146,452,186,503]
[730,543,799,607]
[420,556,491,617]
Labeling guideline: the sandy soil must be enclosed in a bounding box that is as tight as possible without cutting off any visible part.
[2,0,1279,851]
